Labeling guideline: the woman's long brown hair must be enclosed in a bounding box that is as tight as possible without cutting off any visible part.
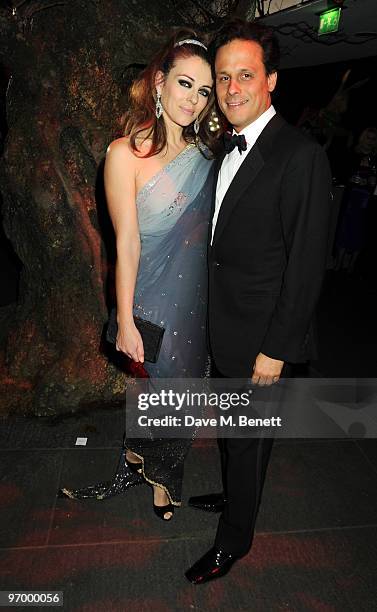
[124,29,220,157]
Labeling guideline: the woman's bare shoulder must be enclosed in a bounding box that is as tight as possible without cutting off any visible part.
[106,136,134,160]
[107,135,153,161]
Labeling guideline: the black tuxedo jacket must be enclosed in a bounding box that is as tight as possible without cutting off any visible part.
[208,113,332,377]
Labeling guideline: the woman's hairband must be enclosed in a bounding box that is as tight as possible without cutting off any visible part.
[174,39,208,51]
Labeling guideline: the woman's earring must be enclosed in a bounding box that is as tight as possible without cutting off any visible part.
[155,90,163,119]
[193,118,200,135]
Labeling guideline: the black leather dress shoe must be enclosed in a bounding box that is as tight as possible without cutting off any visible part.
[188,492,226,513]
[185,547,239,584]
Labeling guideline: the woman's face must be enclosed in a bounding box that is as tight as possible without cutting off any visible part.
[157,55,213,130]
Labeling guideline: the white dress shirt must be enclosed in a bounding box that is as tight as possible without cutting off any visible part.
[211,105,276,244]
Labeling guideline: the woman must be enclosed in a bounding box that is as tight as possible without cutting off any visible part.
[61,30,218,519]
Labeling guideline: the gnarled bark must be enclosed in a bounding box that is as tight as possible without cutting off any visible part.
[0,0,254,415]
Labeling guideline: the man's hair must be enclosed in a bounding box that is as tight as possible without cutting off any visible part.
[209,20,280,75]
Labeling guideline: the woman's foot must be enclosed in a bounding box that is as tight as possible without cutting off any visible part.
[153,486,174,521]
[125,450,143,473]
[126,452,174,520]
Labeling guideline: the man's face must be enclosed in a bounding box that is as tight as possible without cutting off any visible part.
[215,38,277,132]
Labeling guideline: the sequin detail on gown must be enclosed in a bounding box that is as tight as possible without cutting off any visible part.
[59,449,143,500]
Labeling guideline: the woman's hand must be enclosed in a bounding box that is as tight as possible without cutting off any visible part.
[116,320,144,363]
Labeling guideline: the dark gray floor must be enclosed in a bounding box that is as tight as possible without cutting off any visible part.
[0,410,377,611]
[1,274,377,611]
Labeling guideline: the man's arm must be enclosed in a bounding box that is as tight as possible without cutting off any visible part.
[259,141,332,366]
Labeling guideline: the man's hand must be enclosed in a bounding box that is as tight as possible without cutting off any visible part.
[252,352,284,386]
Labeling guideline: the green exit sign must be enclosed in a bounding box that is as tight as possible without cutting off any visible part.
[318,7,342,35]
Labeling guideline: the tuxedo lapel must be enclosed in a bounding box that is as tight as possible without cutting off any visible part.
[208,152,225,244]
[211,113,286,247]
[212,144,264,247]
[210,152,225,218]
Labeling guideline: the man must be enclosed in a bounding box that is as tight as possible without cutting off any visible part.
[185,20,332,584]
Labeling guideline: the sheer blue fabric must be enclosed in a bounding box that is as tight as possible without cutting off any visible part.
[123,145,214,505]
[133,144,214,377]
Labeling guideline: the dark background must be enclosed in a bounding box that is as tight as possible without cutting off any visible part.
[1,53,376,304]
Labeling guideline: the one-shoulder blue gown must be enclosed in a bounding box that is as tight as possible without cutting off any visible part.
[62,144,214,505]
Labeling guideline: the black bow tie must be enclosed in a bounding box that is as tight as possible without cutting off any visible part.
[224,131,247,155]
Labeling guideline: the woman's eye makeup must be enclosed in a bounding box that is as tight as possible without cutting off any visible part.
[178,79,210,98]
[178,79,191,88]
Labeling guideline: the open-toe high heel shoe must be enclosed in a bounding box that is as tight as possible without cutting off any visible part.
[126,458,143,475]
[153,502,175,521]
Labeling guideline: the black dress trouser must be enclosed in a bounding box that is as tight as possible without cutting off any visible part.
[212,361,290,557]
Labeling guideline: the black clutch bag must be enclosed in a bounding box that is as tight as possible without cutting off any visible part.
[106,308,165,363]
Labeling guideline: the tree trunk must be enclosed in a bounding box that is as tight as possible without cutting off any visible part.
[0,0,251,416]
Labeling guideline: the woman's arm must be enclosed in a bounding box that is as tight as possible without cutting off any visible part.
[104,138,144,363]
